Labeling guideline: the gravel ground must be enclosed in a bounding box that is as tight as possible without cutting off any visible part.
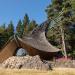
[1,55,75,70]
[1,55,52,70]
[43,59,75,68]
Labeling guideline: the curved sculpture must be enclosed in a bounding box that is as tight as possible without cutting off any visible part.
[0,20,61,63]
[18,20,60,52]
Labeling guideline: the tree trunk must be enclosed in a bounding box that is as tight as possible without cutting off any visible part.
[60,26,67,59]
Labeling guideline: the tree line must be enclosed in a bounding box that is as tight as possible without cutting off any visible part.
[0,14,38,49]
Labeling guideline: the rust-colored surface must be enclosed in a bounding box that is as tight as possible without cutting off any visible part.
[0,39,18,63]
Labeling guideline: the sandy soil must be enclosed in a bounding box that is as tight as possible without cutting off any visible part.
[0,68,75,75]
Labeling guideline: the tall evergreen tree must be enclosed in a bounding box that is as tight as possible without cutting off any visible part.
[29,20,37,31]
[46,0,75,58]
[23,14,30,35]
[1,24,6,29]
[0,24,9,49]
[7,21,14,37]
[71,0,75,10]
[16,20,24,37]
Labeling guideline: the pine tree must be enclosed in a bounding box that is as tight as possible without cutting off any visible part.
[46,0,75,58]
[16,20,24,37]
[23,14,30,35]
[1,24,6,29]
[0,24,9,49]
[29,20,37,31]
[7,21,14,37]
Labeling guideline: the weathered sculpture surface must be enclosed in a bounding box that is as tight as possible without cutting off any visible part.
[0,20,60,63]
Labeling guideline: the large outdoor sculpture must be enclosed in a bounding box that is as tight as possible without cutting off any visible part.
[0,20,61,63]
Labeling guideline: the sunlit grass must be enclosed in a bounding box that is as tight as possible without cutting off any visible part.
[0,68,75,75]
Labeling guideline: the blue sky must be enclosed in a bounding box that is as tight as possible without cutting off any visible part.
[0,0,51,27]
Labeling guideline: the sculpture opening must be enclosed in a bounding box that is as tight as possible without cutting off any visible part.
[15,48,29,56]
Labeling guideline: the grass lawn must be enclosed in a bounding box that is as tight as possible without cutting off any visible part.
[0,68,75,75]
